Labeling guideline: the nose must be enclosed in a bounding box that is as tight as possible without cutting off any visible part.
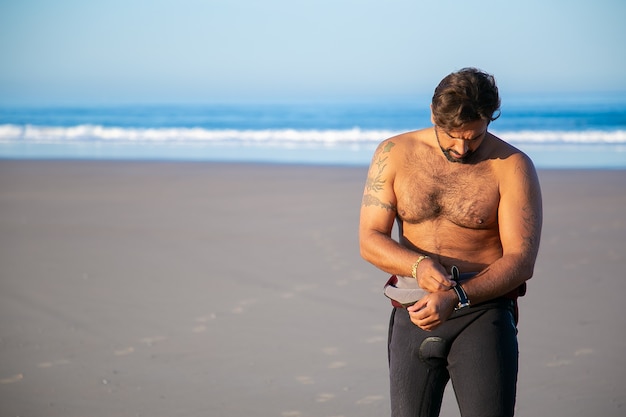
[450,140,469,157]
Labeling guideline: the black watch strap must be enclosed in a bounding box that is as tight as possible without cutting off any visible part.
[451,266,470,310]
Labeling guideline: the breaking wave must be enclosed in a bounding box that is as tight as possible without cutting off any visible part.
[1,124,625,146]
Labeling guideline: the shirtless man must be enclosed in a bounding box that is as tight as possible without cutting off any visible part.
[359,68,542,417]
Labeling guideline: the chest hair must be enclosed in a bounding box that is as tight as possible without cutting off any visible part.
[396,155,499,228]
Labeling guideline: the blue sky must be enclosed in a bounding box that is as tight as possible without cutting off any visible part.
[0,0,624,104]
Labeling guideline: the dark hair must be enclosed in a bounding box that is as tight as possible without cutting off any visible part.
[431,67,501,130]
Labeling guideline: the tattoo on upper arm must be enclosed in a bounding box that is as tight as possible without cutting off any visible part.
[365,140,395,193]
[362,194,397,212]
[362,140,396,211]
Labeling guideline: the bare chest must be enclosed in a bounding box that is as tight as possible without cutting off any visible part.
[395,164,500,229]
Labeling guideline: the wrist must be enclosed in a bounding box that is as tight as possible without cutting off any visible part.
[451,266,470,310]
[451,284,470,310]
[411,255,430,280]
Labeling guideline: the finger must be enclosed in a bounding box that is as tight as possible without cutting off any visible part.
[426,276,455,292]
[419,322,440,331]
[409,305,433,323]
[407,299,427,313]
[410,315,429,329]
[422,268,455,288]
[416,316,439,331]
[436,273,456,287]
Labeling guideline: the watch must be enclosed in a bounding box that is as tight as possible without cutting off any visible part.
[451,266,471,310]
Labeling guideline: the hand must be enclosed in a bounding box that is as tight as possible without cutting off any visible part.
[407,290,457,331]
[416,258,456,293]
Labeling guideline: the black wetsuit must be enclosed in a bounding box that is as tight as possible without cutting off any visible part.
[387,298,519,417]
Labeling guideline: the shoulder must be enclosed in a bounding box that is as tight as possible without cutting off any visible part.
[486,133,535,171]
[487,134,540,192]
[371,129,430,164]
[375,130,416,151]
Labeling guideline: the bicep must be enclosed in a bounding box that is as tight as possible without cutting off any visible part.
[498,154,543,259]
[359,140,399,237]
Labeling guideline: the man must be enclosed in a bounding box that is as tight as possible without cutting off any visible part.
[359,68,542,417]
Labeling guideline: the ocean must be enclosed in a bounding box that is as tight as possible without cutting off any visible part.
[1,93,625,169]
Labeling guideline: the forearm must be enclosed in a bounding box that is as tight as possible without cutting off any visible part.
[359,230,424,277]
[461,151,543,305]
[459,253,536,305]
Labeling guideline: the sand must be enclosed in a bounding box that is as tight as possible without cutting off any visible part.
[0,160,624,417]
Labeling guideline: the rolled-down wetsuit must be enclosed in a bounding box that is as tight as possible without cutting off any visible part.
[387,271,523,417]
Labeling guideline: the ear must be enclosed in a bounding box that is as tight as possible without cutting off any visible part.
[430,104,436,125]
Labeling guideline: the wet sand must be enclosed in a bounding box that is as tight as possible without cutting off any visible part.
[0,160,624,416]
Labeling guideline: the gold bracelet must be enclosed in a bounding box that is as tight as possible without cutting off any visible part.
[411,255,430,280]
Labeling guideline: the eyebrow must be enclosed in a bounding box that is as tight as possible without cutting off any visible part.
[444,129,487,141]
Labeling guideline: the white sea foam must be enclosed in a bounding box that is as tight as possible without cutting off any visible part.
[1,124,625,146]
[495,130,626,144]
[0,125,394,145]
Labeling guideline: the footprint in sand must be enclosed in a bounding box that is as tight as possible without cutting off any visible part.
[38,359,70,368]
[114,347,135,356]
[281,284,317,299]
[328,361,347,369]
[140,336,167,346]
[546,359,571,367]
[546,348,594,367]
[195,314,217,323]
[322,347,339,355]
[356,395,385,405]
[281,411,302,417]
[575,348,594,356]
[0,374,24,384]
[316,392,335,403]
[296,375,315,385]
[192,314,217,332]
[232,299,257,314]
[192,325,207,333]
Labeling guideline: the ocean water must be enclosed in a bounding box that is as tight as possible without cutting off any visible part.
[1,94,625,169]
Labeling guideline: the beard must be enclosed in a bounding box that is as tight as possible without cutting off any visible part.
[440,147,475,164]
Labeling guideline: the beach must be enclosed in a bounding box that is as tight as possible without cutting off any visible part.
[0,160,624,417]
